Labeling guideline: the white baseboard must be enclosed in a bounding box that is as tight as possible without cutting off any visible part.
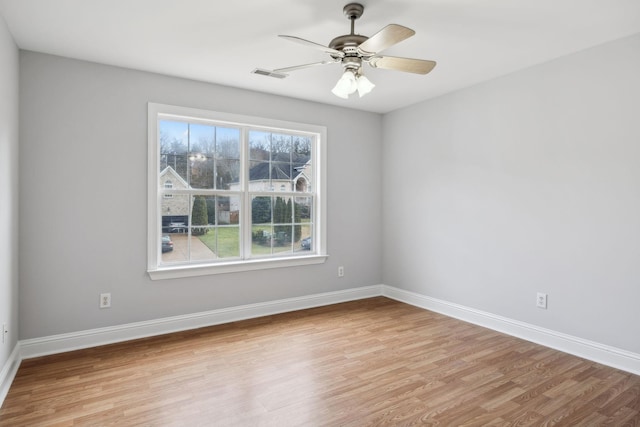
[20,285,383,360]
[0,343,21,407]
[382,285,640,376]
[6,283,639,410]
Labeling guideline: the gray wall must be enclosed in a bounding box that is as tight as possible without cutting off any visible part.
[0,17,19,370]
[18,52,383,339]
[382,34,640,354]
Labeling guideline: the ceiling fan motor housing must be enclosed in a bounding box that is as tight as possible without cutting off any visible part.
[329,34,368,55]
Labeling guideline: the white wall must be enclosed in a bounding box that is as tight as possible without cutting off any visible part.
[382,34,640,354]
[0,16,19,374]
[18,52,383,339]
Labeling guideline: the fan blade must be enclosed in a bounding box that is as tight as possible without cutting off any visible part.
[369,56,436,74]
[274,60,338,74]
[358,24,415,54]
[279,35,343,56]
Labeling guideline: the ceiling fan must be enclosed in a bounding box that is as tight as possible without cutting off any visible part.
[252,3,436,99]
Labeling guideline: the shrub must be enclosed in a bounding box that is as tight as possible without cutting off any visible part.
[192,196,208,236]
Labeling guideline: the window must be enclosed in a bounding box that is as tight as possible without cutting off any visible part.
[163,180,173,198]
[147,103,327,279]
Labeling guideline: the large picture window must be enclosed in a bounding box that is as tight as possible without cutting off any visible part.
[147,103,327,279]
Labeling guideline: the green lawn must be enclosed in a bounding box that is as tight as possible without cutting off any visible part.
[197,227,239,258]
[198,223,311,257]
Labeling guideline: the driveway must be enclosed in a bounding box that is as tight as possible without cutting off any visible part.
[161,233,217,263]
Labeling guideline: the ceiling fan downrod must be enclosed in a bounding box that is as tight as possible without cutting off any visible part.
[343,3,364,35]
[329,3,368,55]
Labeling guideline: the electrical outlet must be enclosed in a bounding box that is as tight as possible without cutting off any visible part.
[338,266,344,277]
[536,292,547,309]
[100,293,111,309]
[2,323,7,344]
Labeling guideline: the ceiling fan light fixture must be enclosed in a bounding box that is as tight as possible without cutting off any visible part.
[356,74,375,97]
[332,70,357,98]
[332,69,375,99]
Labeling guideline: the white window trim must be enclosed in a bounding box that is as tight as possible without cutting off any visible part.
[147,103,328,280]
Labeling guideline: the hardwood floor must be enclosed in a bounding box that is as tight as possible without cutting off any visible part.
[1,297,639,426]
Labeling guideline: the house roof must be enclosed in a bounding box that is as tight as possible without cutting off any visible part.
[249,153,310,182]
[160,166,189,188]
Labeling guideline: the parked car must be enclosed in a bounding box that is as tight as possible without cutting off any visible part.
[162,234,174,252]
[170,222,187,233]
[301,236,311,250]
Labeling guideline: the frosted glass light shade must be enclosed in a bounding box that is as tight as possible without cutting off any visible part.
[331,71,357,98]
[356,75,375,97]
[332,70,375,99]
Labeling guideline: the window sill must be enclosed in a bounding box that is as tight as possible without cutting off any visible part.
[148,254,328,280]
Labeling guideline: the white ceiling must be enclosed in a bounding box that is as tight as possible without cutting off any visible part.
[1,0,639,114]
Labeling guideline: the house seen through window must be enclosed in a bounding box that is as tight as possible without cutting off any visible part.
[147,103,327,279]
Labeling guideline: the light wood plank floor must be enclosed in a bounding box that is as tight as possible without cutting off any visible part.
[1,297,639,426]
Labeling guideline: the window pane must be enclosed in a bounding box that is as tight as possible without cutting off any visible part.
[188,230,217,262]
[272,224,293,255]
[271,133,292,157]
[216,158,239,190]
[188,152,214,189]
[295,196,313,251]
[188,123,215,189]
[159,120,188,182]
[250,196,272,255]
[161,233,187,264]
[214,226,240,258]
[190,195,212,261]
[248,160,271,191]
[293,136,312,193]
[293,135,311,155]
[295,196,312,222]
[252,225,273,256]
[216,127,240,190]
[217,128,240,155]
[274,196,293,254]
[249,131,270,160]
[161,192,189,233]
[272,161,293,192]
[204,195,239,257]
[293,163,312,193]
[273,196,293,224]
[228,195,240,224]
[251,196,272,224]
